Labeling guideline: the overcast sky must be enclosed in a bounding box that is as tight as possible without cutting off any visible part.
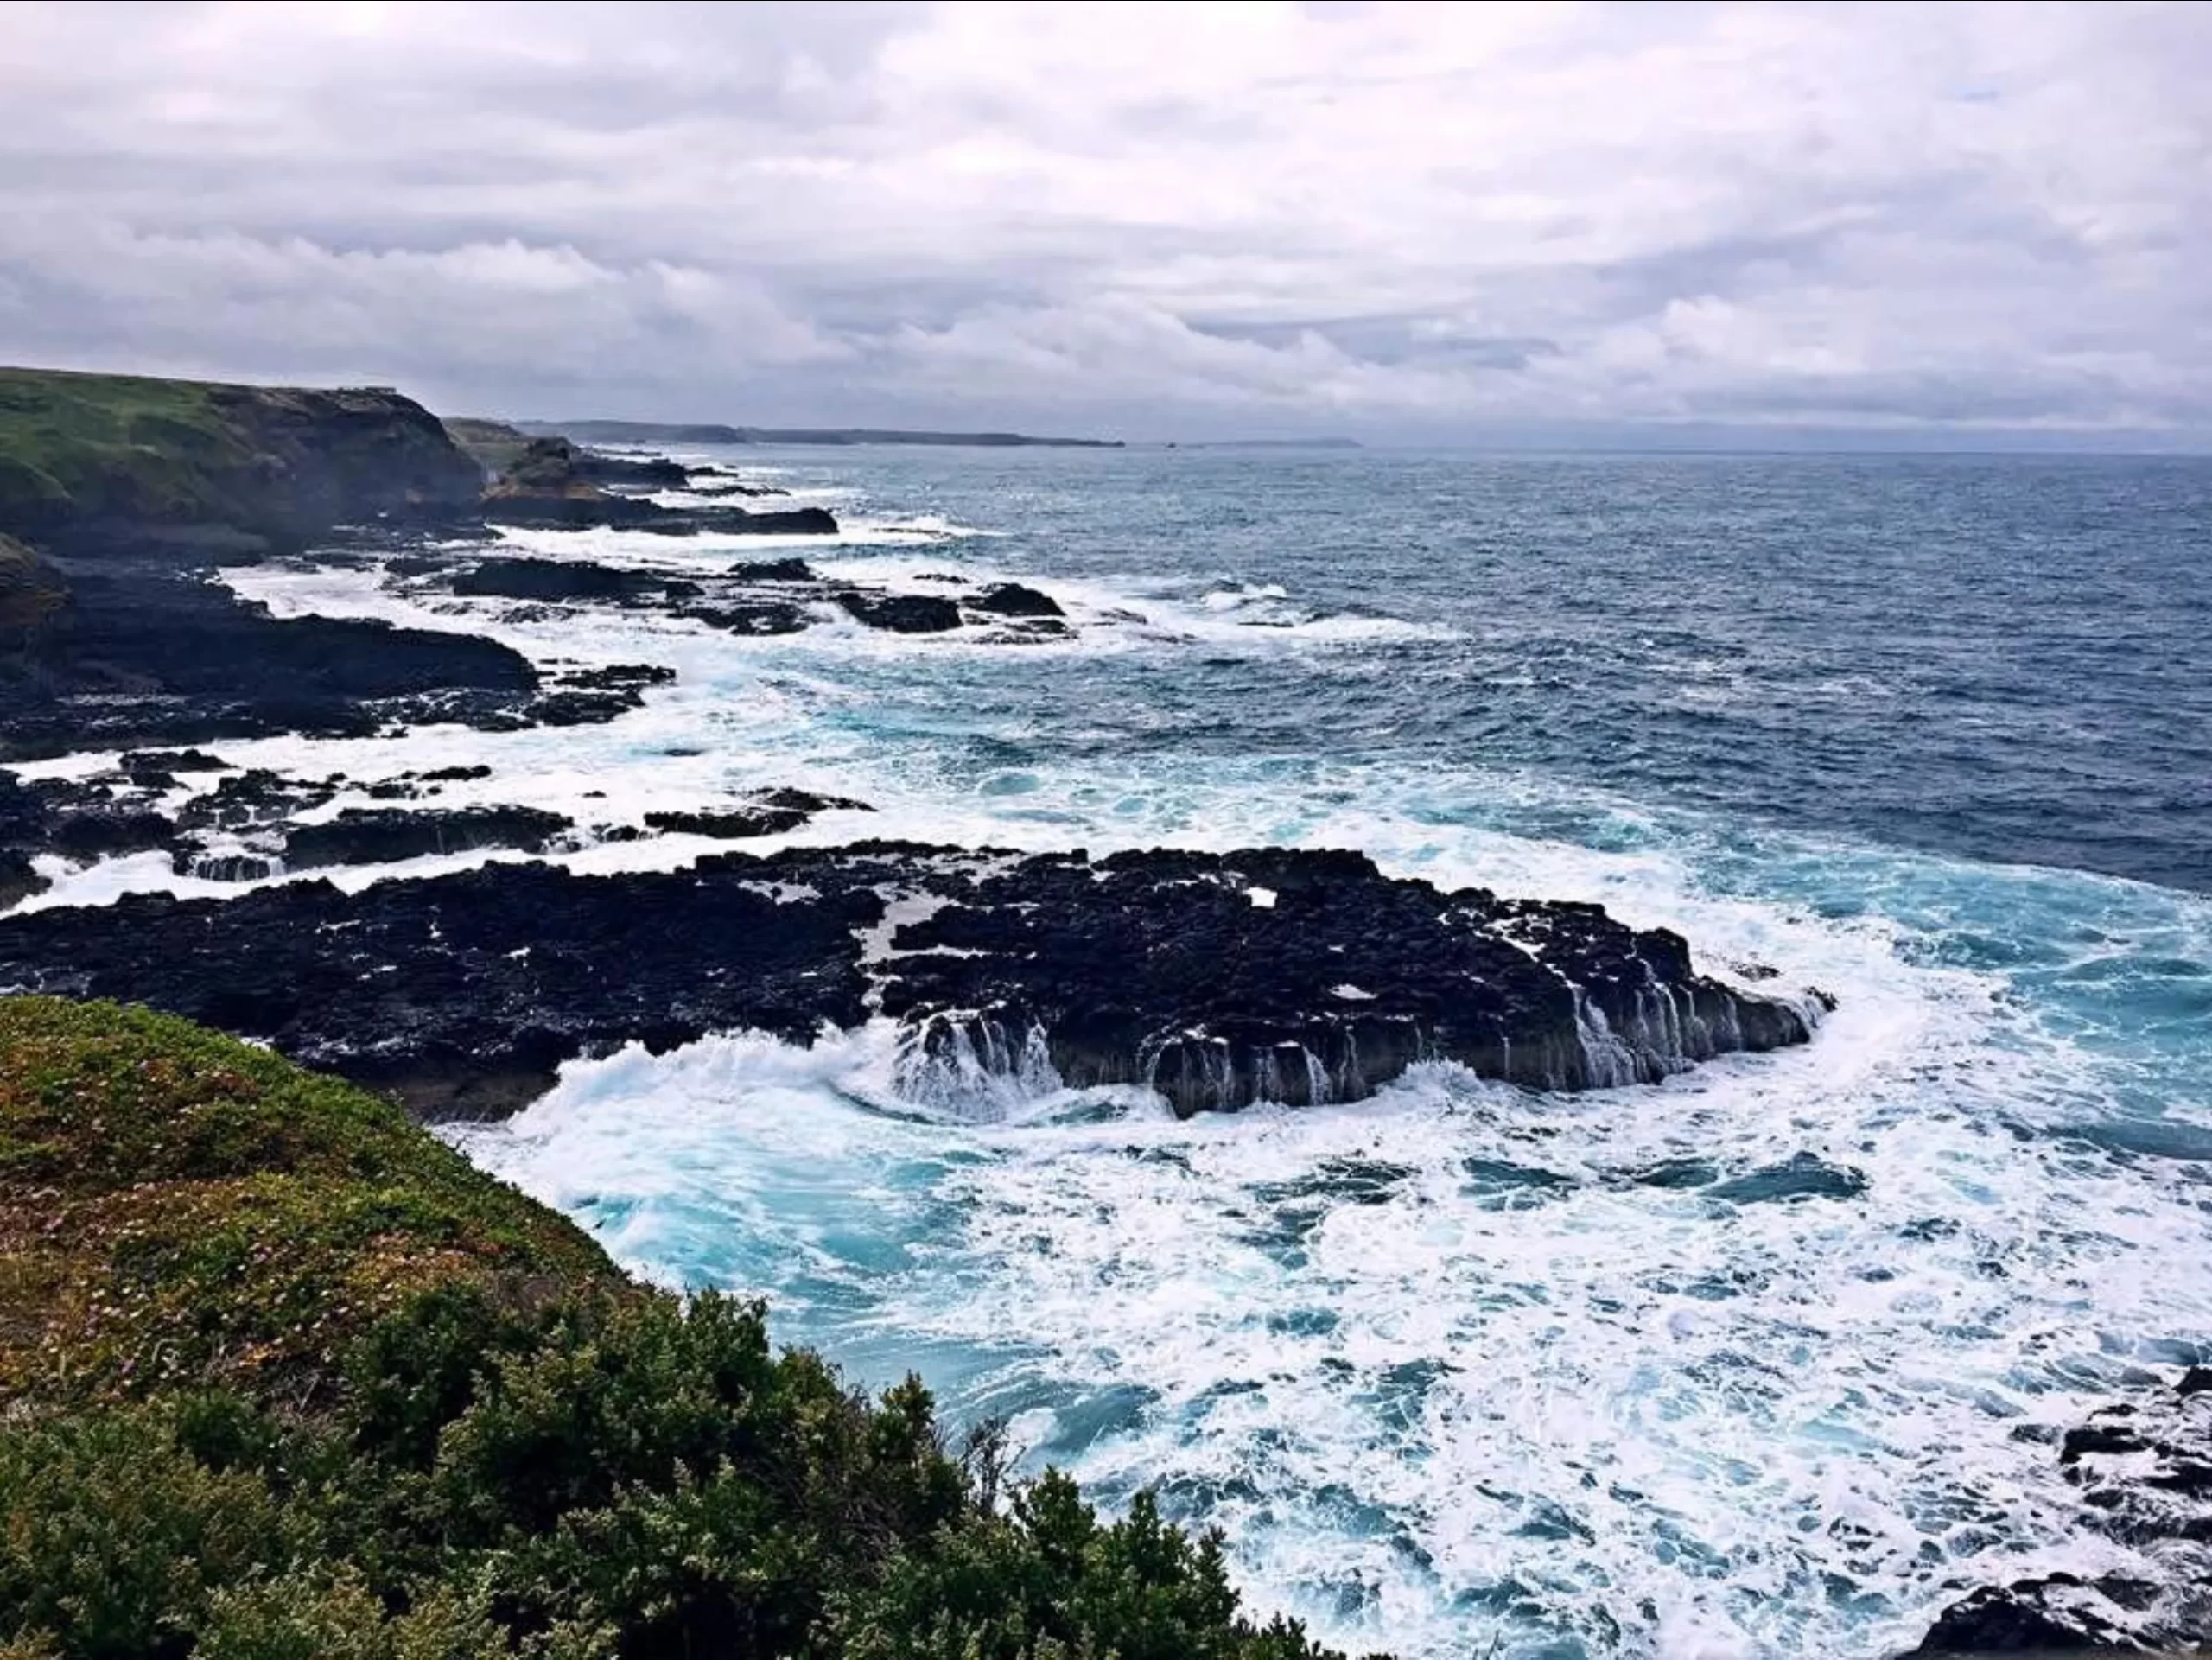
[3,0,2208,445]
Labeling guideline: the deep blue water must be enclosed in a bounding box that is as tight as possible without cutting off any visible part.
[779,448,2212,893]
[145,445,2212,1658]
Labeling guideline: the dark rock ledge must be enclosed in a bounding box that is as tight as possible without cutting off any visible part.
[0,844,1821,1121]
[1908,1369,2212,1655]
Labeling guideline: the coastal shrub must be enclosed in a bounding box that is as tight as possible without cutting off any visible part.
[0,999,1373,1660]
[0,1405,299,1660]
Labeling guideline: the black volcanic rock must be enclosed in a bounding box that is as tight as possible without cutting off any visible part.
[119,748,232,775]
[878,846,1815,1114]
[836,592,964,633]
[0,845,1818,1121]
[48,806,176,861]
[1909,1576,2139,1653]
[0,849,46,909]
[569,449,690,490]
[0,563,547,760]
[753,788,873,815]
[480,439,836,536]
[645,808,811,839]
[727,558,817,582]
[1910,1373,2212,1654]
[482,490,836,538]
[176,769,337,832]
[969,582,1064,619]
[283,806,572,869]
[452,557,702,604]
[0,860,886,1117]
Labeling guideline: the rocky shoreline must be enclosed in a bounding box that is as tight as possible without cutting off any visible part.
[10,365,2195,1657]
[0,843,1821,1121]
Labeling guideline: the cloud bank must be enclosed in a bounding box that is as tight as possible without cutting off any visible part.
[2,0,2208,443]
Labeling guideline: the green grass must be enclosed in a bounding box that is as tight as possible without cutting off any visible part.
[0,998,1380,1660]
[441,417,535,477]
[0,365,480,546]
[0,367,269,531]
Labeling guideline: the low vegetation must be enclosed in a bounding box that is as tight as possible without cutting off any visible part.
[441,417,535,478]
[0,533,67,646]
[0,366,477,546]
[0,998,1375,1660]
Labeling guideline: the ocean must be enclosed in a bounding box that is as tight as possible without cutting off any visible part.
[26,446,2212,1657]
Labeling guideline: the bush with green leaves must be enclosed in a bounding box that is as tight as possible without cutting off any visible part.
[0,1000,1385,1660]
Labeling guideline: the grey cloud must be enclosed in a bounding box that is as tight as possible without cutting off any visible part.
[0,0,2208,443]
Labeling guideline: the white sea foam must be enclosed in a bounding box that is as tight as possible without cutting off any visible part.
[448,779,2212,1658]
[20,470,2212,1660]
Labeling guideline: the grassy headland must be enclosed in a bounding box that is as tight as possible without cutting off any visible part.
[0,997,1371,1660]
[0,366,480,552]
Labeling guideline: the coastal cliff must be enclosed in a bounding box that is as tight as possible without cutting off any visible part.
[0,366,482,557]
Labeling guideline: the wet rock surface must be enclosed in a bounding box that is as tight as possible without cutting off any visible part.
[0,845,1818,1120]
[282,806,573,868]
[0,557,551,759]
[1909,1372,2212,1654]
[451,557,702,604]
[969,582,1065,619]
[405,548,1075,645]
[880,846,1819,1114]
[834,591,964,633]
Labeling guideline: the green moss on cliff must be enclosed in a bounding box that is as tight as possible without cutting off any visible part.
[0,534,67,642]
[441,417,535,477]
[0,366,482,548]
[0,998,1375,1660]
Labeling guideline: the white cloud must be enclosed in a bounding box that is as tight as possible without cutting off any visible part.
[0,0,2206,440]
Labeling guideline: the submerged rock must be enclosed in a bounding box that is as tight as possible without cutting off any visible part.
[680,601,811,636]
[0,844,1821,1121]
[1707,1152,1867,1205]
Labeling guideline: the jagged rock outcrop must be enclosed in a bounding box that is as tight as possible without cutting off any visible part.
[835,592,964,633]
[283,806,573,868]
[0,561,543,760]
[969,582,1065,619]
[880,847,1821,1113]
[452,556,702,604]
[0,845,1820,1119]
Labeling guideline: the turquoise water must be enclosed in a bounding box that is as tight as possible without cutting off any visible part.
[317,445,2206,1658]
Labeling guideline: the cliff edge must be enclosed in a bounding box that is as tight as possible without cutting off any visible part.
[0,366,482,557]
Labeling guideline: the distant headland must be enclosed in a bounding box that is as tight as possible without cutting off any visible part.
[514,418,1124,449]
